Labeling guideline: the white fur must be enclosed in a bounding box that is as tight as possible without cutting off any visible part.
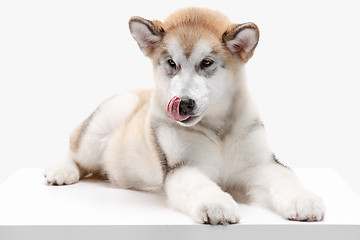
[45,14,325,224]
[157,39,234,127]
[166,167,241,224]
[242,164,325,221]
[45,153,81,185]
[75,93,140,172]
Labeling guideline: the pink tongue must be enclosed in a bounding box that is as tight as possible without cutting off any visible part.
[167,96,190,122]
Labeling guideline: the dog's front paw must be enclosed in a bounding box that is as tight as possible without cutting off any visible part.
[44,161,80,185]
[194,193,241,225]
[276,189,325,222]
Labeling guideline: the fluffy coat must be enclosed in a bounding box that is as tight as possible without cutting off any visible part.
[45,8,325,224]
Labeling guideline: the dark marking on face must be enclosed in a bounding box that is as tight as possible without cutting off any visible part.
[195,59,217,78]
[158,50,181,78]
[195,52,226,78]
[165,58,180,77]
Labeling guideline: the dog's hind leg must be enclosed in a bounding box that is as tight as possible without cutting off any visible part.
[44,125,86,185]
[44,151,85,185]
[45,92,143,185]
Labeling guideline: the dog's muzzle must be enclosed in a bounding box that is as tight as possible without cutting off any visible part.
[167,96,195,122]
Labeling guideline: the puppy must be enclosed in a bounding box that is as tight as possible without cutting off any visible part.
[45,8,325,224]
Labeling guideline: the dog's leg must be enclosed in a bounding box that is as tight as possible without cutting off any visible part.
[44,123,87,185]
[44,122,86,185]
[165,166,241,225]
[44,151,85,185]
[45,92,142,186]
[244,163,325,221]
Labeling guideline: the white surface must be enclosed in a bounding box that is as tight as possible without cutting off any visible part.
[0,168,359,226]
[0,0,360,199]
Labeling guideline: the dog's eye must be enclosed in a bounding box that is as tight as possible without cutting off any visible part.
[200,58,214,69]
[167,59,177,69]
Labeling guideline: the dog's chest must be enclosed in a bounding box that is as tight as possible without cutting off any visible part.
[156,123,249,182]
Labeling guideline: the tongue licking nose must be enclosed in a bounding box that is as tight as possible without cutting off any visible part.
[167,96,190,122]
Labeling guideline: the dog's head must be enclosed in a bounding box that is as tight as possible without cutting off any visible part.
[129,8,259,127]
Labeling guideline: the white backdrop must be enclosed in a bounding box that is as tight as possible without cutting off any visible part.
[1,0,359,195]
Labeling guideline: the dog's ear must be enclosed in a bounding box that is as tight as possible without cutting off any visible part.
[129,17,164,56]
[222,23,259,62]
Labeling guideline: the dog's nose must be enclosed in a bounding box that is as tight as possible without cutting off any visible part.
[179,99,195,116]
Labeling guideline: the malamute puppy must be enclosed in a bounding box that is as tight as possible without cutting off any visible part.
[45,8,325,224]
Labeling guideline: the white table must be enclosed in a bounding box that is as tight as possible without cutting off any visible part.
[0,168,359,240]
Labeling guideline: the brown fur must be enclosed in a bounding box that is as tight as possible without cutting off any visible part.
[128,17,164,56]
[72,9,257,154]
[127,89,153,122]
[129,7,258,70]
[223,22,260,62]
[163,8,231,36]
[162,8,231,55]
[148,8,251,72]
[69,124,82,152]
[69,90,153,154]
